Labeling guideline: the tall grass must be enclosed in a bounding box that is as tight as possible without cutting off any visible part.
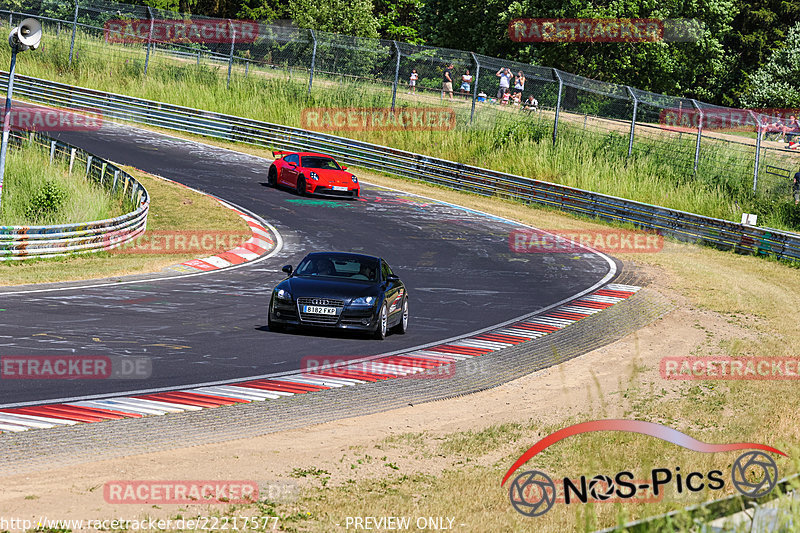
[0,141,125,225]
[6,27,800,230]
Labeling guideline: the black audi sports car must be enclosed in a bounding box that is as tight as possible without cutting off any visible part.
[268,252,409,339]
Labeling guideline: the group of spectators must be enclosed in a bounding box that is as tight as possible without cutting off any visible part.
[437,63,473,99]
[408,64,538,110]
[764,115,800,147]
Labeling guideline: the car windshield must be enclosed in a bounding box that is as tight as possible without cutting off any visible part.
[301,156,340,170]
[295,255,379,281]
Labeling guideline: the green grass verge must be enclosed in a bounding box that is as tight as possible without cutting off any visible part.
[0,140,125,225]
[5,28,800,230]
[0,167,250,286]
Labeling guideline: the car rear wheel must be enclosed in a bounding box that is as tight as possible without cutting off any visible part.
[267,166,278,187]
[391,298,408,334]
[373,303,388,340]
[296,176,307,196]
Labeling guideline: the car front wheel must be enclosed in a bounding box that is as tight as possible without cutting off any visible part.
[296,176,307,196]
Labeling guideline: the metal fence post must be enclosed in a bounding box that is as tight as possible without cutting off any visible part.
[68,0,78,66]
[469,52,480,124]
[690,99,703,174]
[391,41,401,111]
[144,7,154,75]
[227,20,235,89]
[749,110,763,193]
[308,29,316,94]
[626,86,638,157]
[552,69,563,144]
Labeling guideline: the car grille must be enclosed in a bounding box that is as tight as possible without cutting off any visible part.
[297,297,344,324]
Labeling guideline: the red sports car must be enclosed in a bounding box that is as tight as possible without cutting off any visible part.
[268,151,360,198]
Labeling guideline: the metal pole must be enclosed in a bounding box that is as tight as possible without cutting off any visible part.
[143,7,153,75]
[390,41,400,111]
[690,99,703,175]
[469,52,480,124]
[307,29,316,94]
[626,86,638,157]
[68,0,78,66]
[0,45,19,210]
[749,110,762,193]
[226,20,235,89]
[552,69,563,144]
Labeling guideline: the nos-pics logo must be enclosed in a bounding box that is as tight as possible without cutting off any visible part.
[501,420,785,517]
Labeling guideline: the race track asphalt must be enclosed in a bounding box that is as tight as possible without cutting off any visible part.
[0,122,616,405]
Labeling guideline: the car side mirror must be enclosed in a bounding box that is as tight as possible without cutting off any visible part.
[288,161,297,167]
[386,274,399,283]
[282,265,293,276]
[341,165,348,170]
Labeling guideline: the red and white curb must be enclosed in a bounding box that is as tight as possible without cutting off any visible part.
[0,284,640,434]
[158,195,275,274]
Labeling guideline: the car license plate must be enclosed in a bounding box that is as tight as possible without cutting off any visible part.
[304,305,337,315]
[332,186,348,191]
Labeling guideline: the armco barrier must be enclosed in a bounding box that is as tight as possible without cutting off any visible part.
[0,130,148,259]
[5,72,800,262]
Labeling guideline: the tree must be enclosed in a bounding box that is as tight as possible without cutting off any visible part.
[374,0,424,43]
[238,0,291,22]
[419,0,739,103]
[740,22,800,108]
[288,0,379,37]
[720,0,800,106]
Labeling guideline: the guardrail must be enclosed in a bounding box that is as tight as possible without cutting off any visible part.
[0,129,149,259]
[6,71,800,262]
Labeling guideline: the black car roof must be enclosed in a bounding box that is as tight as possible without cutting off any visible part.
[303,252,381,261]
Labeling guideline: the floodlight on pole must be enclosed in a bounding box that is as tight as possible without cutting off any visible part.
[0,17,42,212]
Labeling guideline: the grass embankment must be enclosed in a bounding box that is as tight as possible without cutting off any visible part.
[0,164,250,286]
[6,29,800,230]
[0,141,124,225]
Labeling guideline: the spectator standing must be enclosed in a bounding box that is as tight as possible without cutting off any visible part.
[442,63,454,99]
[408,69,418,94]
[794,169,800,205]
[496,67,512,100]
[513,71,525,96]
[461,69,473,94]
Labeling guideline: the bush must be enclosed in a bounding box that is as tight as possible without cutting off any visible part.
[24,181,67,221]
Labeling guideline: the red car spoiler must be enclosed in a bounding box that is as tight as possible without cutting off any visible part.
[272,150,295,159]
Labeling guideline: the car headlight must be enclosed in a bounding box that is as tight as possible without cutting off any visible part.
[351,175,358,183]
[351,296,375,306]
[275,288,292,301]
[309,171,319,181]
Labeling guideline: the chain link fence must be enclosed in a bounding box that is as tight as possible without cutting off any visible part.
[1,0,799,207]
